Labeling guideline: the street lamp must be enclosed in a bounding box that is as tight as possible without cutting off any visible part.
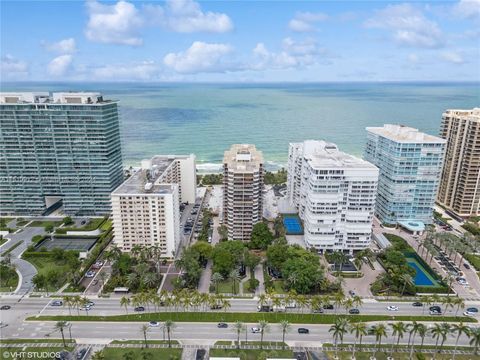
[68,324,72,343]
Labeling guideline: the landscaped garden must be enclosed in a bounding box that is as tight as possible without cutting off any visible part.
[209,348,293,360]
[0,261,19,292]
[101,348,182,360]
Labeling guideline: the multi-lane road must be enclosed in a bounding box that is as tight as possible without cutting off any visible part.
[1,296,479,345]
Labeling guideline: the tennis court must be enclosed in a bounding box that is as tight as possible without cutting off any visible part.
[283,214,303,235]
[36,236,98,252]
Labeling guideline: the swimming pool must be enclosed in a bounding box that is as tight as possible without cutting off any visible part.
[283,215,303,235]
[406,258,439,287]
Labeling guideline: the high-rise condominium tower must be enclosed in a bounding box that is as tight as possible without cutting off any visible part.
[223,144,264,241]
[364,124,445,225]
[288,140,378,253]
[437,108,480,217]
[111,154,196,255]
[0,92,123,216]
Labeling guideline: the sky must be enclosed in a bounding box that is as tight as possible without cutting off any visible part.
[1,0,479,82]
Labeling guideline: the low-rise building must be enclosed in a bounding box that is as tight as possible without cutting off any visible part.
[111,154,196,255]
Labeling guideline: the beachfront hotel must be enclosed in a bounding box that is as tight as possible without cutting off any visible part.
[287,140,379,253]
[223,144,264,241]
[0,92,123,216]
[364,124,445,226]
[437,108,480,217]
[111,154,196,255]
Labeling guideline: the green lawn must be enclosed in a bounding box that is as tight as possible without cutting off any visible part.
[29,312,475,324]
[102,347,182,360]
[0,264,19,292]
[210,348,293,360]
[464,253,480,272]
[0,237,9,246]
[217,279,239,294]
[29,220,62,228]
[111,340,179,345]
[22,254,69,291]
[271,280,286,294]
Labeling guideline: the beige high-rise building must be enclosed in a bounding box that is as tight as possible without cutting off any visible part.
[223,144,264,241]
[437,108,480,217]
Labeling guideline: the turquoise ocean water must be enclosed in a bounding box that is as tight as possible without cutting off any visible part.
[2,82,479,171]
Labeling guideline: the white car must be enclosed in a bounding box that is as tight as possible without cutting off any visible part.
[387,306,399,311]
[149,321,160,327]
[251,327,261,333]
[463,311,477,317]
[80,305,92,311]
[85,271,95,278]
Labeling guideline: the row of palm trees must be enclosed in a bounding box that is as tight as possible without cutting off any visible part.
[328,317,480,359]
[119,289,232,314]
[61,295,94,315]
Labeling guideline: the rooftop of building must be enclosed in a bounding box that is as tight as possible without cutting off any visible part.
[112,155,192,195]
[299,140,378,170]
[224,144,264,172]
[366,124,445,144]
[0,92,115,105]
[443,108,480,121]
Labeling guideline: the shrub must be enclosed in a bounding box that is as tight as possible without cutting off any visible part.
[247,278,259,292]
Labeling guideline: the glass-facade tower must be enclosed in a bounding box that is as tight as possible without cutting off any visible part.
[364,124,445,225]
[0,92,123,216]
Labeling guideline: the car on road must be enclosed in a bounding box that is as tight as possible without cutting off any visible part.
[464,263,471,269]
[149,321,160,327]
[0,305,11,310]
[85,271,95,278]
[430,309,442,315]
[313,308,324,313]
[86,301,95,307]
[466,307,478,313]
[51,300,63,306]
[76,348,87,359]
[251,327,261,333]
[323,304,334,310]
[387,305,399,311]
[217,322,228,328]
[412,302,423,307]
[80,305,92,311]
[349,308,360,314]
[464,311,477,316]
[429,306,441,312]
[210,304,223,310]
[134,306,145,312]
[298,328,310,334]
[348,290,356,296]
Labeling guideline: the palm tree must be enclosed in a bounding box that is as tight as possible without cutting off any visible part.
[164,320,175,348]
[333,292,345,315]
[451,323,470,360]
[229,269,241,294]
[91,350,105,360]
[417,324,428,350]
[390,322,407,355]
[233,321,243,349]
[54,321,68,347]
[453,297,465,316]
[211,272,223,294]
[258,320,269,349]
[141,324,149,348]
[350,322,367,360]
[329,317,348,359]
[352,295,363,309]
[343,298,354,314]
[142,273,158,289]
[258,293,268,309]
[430,323,448,360]
[400,273,413,296]
[408,322,422,359]
[469,327,480,355]
[62,296,73,315]
[122,351,136,360]
[120,296,130,315]
[371,324,387,359]
[280,320,291,349]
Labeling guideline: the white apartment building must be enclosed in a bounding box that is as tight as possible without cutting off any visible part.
[287,140,379,253]
[223,144,264,241]
[111,154,196,256]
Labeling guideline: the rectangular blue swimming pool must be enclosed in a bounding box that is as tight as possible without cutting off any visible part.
[406,258,438,287]
[283,215,303,235]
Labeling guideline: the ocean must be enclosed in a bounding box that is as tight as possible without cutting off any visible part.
[2,82,479,172]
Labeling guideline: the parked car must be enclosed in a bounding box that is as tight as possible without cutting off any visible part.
[387,305,399,311]
[251,327,261,333]
[149,321,160,327]
[134,306,145,312]
[464,263,471,269]
[298,328,310,334]
[349,308,360,314]
[76,348,87,360]
[412,302,423,307]
[51,300,63,306]
[85,271,95,278]
[217,322,228,328]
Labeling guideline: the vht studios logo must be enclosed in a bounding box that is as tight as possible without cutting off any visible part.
[2,351,61,359]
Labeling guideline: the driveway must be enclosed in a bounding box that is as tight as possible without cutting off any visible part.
[198,260,212,293]
[254,263,265,295]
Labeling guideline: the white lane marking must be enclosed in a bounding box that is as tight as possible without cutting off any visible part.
[37,301,51,317]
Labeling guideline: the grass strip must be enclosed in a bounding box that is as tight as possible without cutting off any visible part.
[2,241,22,256]
[110,340,179,345]
[27,312,475,324]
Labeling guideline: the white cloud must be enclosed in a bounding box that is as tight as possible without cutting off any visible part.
[0,54,29,79]
[441,51,465,64]
[91,61,159,80]
[43,38,76,54]
[164,41,234,73]
[148,0,233,33]
[365,4,444,48]
[407,53,420,63]
[454,0,480,19]
[251,37,326,70]
[47,54,73,77]
[85,0,143,46]
[288,11,328,32]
